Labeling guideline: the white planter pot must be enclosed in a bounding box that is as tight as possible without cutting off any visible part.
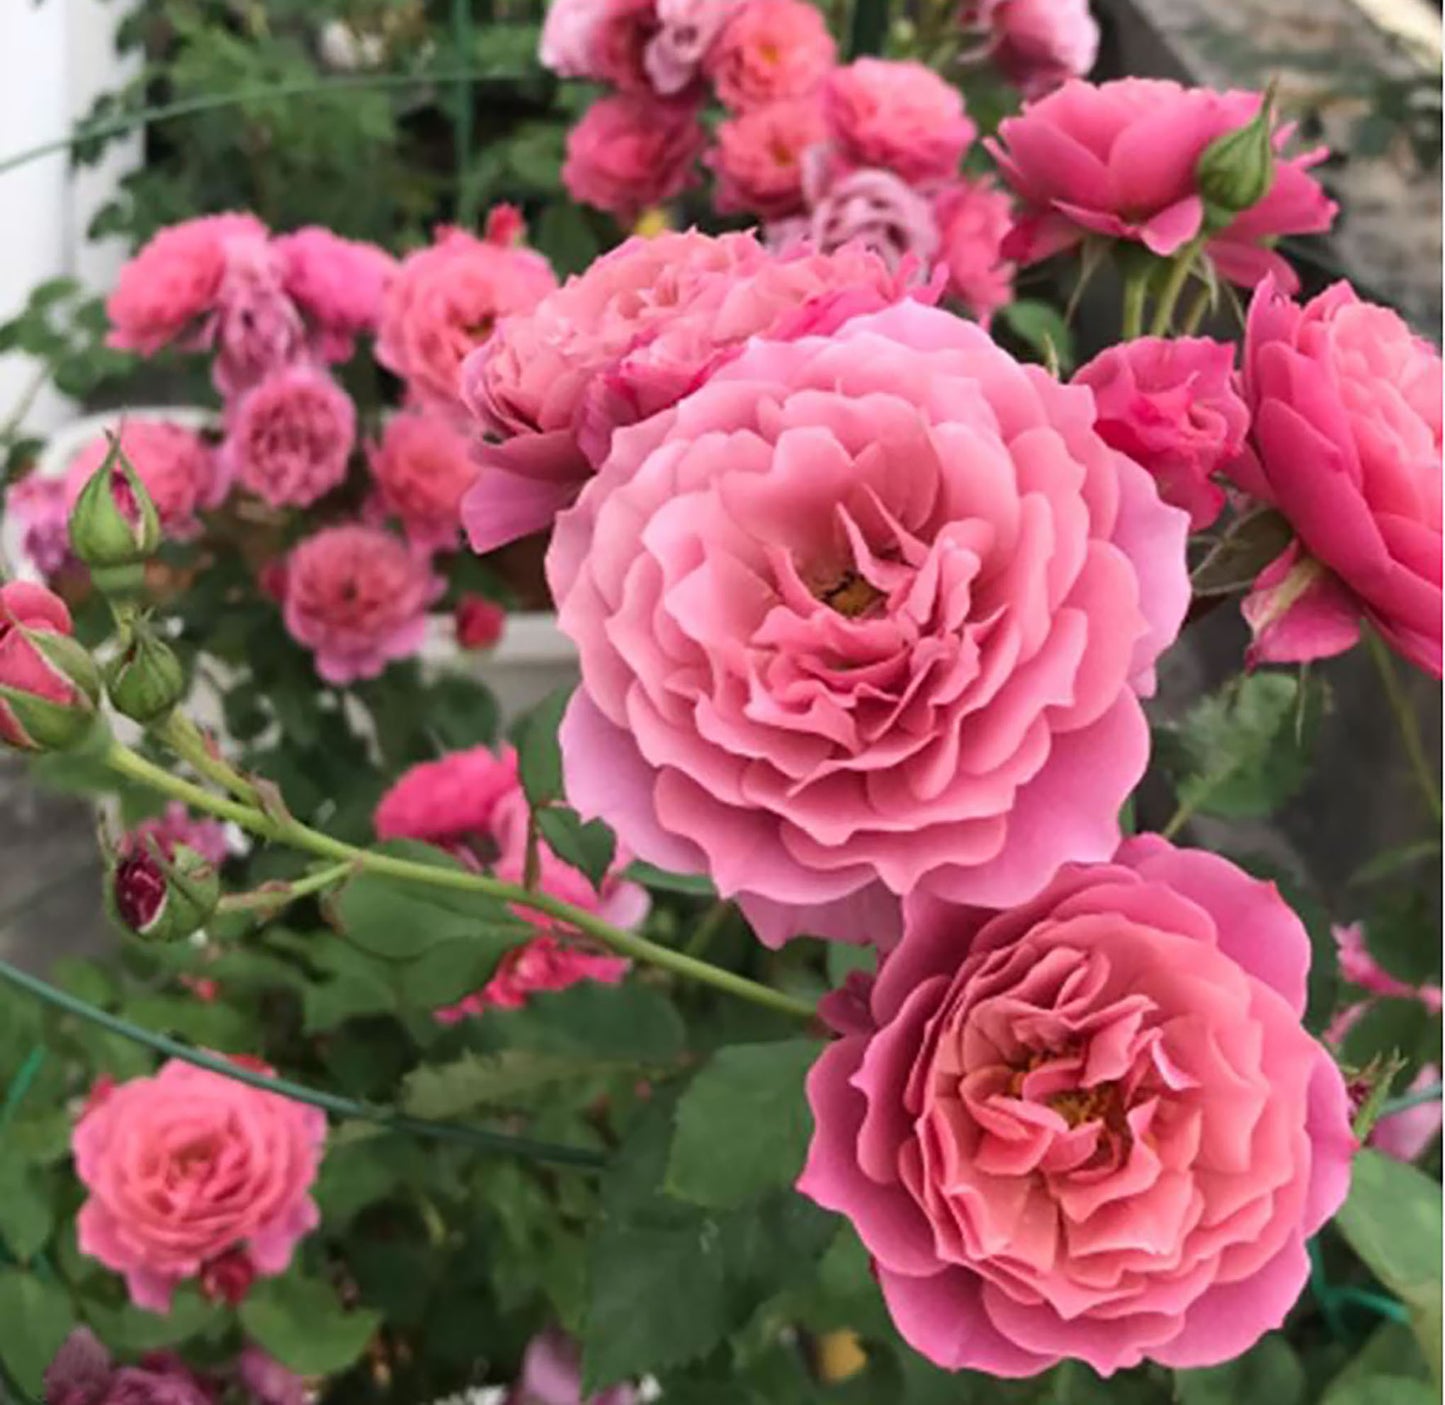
[8,409,580,730]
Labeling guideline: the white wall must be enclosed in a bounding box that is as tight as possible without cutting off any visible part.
[0,0,141,436]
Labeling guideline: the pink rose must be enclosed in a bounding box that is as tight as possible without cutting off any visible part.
[1073,336,1248,529]
[273,226,396,363]
[45,1330,212,1405]
[1331,921,1442,1011]
[0,582,89,751]
[539,0,612,77]
[933,175,1016,324]
[708,97,827,220]
[504,1328,639,1405]
[438,935,633,1023]
[74,1060,327,1313]
[461,230,918,552]
[123,802,230,869]
[824,59,977,185]
[377,226,558,414]
[211,233,308,399]
[455,594,507,650]
[106,213,268,355]
[964,0,1099,98]
[808,166,941,271]
[706,0,836,112]
[646,0,744,94]
[374,745,522,856]
[282,525,441,685]
[66,421,221,537]
[6,475,73,579]
[222,365,356,509]
[563,93,707,223]
[368,409,479,550]
[1228,280,1442,676]
[799,836,1356,1375]
[588,0,662,92]
[547,301,1190,945]
[1370,1066,1443,1163]
[237,1347,307,1405]
[988,80,1337,291]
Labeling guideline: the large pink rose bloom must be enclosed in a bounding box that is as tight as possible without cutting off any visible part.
[221,364,357,509]
[964,0,1099,98]
[1074,336,1248,530]
[562,93,707,223]
[800,836,1356,1376]
[933,176,1016,324]
[706,0,836,112]
[368,409,479,550]
[1228,280,1442,676]
[824,59,977,186]
[377,226,557,414]
[989,79,1337,291]
[106,213,267,355]
[708,97,826,220]
[273,227,396,362]
[283,525,441,685]
[74,1060,327,1313]
[66,421,222,537]
[460,231,919,553]
[548,302,1190,945]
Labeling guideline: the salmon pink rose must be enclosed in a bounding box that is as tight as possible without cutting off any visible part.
[799,836,1356,1375]
[74,1060,326,1313]
[283,525,442,685]
[989,79,1336,291]
[1228,280,1442,676]
[548,301,1190,945]
[708,97,827,220]
[707,0,836,112]
[1073,336,1248,529]
[460,231,919,553]
[933,176,1016,324]
[562,93,707,223]
[368,409,480,549]
[824,59,977,185]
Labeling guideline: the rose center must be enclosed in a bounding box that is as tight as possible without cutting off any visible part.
[1047,1084,1121,1129]
[817,570,884,619]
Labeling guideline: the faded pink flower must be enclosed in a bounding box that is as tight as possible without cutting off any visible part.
[377,225,558,414]
[273,226,396,362]
[548,302,1191,945]
[1370,1066,1443,1163]
[222,365,356,509]
[237,1347,307,1405]
[964,0,1099,98]
[9,474,76,579]
[211,234,307,399]
[66,421,221,537]
[707,0,836,112]
[368,409,479,550]
[106,213,268,355]
[1228,279,1442,676]
[283,525,441,685]
[808,166,941,271]
[460,230,920,552]
[74,1060,326,1313]
[1073,336,1248,530]
[824,59,977,185]
[989,80,1337,290]
[505,1327,639,1405]
[563,93,707,223]
[123,802,230,869]
[933,176,1016,323]
[647,0,744,94]
[45,1330,212,1405]
[708,97,827,220]
[800,836,1356,1375]
[374,745,522,856]
[539,0,612,78]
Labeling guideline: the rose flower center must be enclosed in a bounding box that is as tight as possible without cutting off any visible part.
[817,570,885,619]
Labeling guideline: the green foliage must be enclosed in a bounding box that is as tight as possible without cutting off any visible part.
[517,685,572,809]
[537,807,617,892]
[0,1269,75,1397]
[239,1270,381,1374]
[1175,1336,1305,1405]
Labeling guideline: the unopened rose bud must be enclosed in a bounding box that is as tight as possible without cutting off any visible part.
[454,594,507,650]
[1197,93,1276,228]
[0,581,101,752]
[106,841,219,943]
[105,621,186,725]
[68,437,163,595]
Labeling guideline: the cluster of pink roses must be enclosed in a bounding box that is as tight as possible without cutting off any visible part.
[373,744,644,1021]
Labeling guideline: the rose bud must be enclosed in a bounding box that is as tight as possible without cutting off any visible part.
[1197,92,1276,228]
[454,594,506,651]
[0,581,102,752]
[106,842,220,943]
[67,436,163,595]
[104,620,186,726]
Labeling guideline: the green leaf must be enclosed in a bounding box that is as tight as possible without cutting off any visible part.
[402,1049,630,1119]
[517,686,572,809]
[1322,1380,1437,1405]
[0,1152,52,1261]
[1163,672,1326,821]
[85,1286,219,1353]
[623,860,717,897]
[238,1272,381,1375]
[667,1040,820,1207]
[1334,1149,1444,1381]
[0,1268,74,1397]
[394,934,527,1011]
[1350,841,1443,888]
[1000,299,1076,373]
[495,981,686,1065]
[538,807,617,892]
[1175,1335,1305,1405]
[312,1133,426,1230]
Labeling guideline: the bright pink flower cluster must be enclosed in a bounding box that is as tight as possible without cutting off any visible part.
[73,1059,326,1312]
[460,228,922,551]
[372,744,644,1022]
